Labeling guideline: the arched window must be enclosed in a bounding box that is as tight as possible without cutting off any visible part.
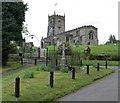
[89,31,94,40]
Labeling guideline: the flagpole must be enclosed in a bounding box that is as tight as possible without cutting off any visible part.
[54,3,58,14]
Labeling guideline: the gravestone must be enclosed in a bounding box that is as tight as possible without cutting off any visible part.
[40,48,47,58]
[84,46,91,59]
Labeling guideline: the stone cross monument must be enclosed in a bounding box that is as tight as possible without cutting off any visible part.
[60,44,67,67]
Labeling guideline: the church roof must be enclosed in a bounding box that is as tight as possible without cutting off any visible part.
[43,25,97,40]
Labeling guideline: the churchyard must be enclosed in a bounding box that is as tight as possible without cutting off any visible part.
[2,64,115,101]
[1,44,119,102]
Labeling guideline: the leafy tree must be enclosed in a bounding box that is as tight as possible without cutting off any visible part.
[2,2,28,65]
[108,34,116,44]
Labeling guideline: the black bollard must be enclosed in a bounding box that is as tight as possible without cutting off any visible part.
[80,59,82,67]
[97,63,99,71]
[46,58,48,66]
[50,71,54,88]
[46,48,48,66]
[15,77,20,98]
[21,58,23,65]
[105,61,107,68]
[55,59,58,67]
[72,67,75,79]
[35,58,37,65]
[86,65,89,75]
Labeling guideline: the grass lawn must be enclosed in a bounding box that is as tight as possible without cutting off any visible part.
[1,61,24,74]
[48,44,119,66]
[0,78,2,102]
[48,44,118,56]
[82,60,119,66]
[0,67,1,75]
[2,64,115,102]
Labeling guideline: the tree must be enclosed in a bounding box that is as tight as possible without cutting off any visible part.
[2,2,28,65]
[108,34,116,44]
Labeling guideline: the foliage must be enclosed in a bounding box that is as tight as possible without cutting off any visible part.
[2,2,28,65]
[109,55,120,61]
[23,71,34,78]
[2,61,23,73]
[9,42,19,54]
[38,64,53,71]
[108,34,116,44]
[60,66,69,73]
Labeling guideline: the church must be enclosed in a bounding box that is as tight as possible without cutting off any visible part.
[41,12,98,47]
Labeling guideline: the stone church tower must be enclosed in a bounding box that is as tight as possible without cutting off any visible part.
[42,13,98,47]
[47,12,65,37]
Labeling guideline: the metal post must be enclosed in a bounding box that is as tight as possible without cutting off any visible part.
[34,58,37,65]
[50,71,54,88]
[86,65,89,75]
[15,77,20,98]
[46,48,48,66]
[72,67,75,79]
[80,59,82,67]
[38,47,40,58]
[97,63,99,71]
[56,59,57,67]
[105,61,107,68]
[21,58,23,65]
[54,43,55,67]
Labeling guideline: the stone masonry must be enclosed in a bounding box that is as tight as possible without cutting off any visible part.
[42,13,98,47]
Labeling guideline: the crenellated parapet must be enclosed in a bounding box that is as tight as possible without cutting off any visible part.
[44,13,98,47]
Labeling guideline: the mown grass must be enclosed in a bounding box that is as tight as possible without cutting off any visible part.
[71,44,118,55]
[2,64,115,102]
[0,78,2,102]
[48,44,119,66]
[1,61,24,74]
[48,44,118,55]
[81,60,118,66]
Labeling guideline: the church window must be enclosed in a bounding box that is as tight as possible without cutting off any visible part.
[89,31,94,40]
[58,20,61,23]
[66,36,69,42]
[73,40,75,43]
[58,26,61,29]
[76,30,80,36]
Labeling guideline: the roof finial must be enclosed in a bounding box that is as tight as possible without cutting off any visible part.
[64,13,65,17]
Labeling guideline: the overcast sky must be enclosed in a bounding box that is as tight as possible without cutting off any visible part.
[22,0,119,47]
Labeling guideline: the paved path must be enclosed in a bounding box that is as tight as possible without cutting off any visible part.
[58,66,119,101]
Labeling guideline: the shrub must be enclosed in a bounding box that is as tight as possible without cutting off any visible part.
[60,67,69,73]
[36,67,41,71]
[40,64,46,71]
[109,55,120,61]
[39,64,53,71]
[23,71,34,78]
